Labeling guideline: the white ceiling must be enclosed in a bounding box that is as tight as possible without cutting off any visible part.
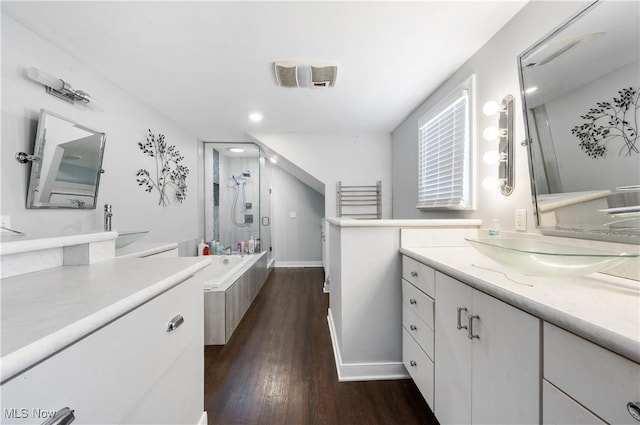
[2,1,527,142]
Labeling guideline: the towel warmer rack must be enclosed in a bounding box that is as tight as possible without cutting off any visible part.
[336,181,382,219]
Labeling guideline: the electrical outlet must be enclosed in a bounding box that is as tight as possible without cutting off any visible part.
[515,209,527,231]
[0,215,11,230]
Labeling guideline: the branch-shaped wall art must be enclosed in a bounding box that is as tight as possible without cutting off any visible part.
[136,129,189,206]
[571,86,639,159]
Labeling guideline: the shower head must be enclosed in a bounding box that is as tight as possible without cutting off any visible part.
[242,171,250,178]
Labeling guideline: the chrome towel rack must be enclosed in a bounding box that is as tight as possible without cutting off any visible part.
[336,181,382,219]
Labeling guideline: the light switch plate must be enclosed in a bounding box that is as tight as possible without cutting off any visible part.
[289,211,297,219]
[515,209,527,231]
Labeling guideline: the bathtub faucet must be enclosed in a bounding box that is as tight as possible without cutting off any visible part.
[104,204,113,231]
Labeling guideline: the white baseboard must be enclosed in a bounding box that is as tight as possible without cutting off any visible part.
[274,260,323,268]
[327,309,409,382]
[198,411,207,425]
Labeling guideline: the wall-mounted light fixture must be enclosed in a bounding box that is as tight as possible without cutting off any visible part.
[482,95,515,196]
[25,67,101,108]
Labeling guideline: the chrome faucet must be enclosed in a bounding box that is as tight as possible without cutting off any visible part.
[104,204,113,231]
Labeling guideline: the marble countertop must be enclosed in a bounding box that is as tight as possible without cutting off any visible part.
[401,245,640,363]
[326,218,482,228]
[0,257,209,383]
[116,242,178,258]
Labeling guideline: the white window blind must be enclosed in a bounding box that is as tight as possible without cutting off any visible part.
[417,82,473,210]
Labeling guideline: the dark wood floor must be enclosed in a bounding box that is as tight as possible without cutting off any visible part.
[204,267,438,425]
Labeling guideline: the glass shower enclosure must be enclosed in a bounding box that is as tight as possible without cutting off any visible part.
[203,142,272,261]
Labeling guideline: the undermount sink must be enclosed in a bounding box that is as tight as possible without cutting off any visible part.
[115,231,149,249]
[465,237,638,277]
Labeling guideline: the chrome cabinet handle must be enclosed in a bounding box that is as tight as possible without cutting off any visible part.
[468,315,480,340]
[410,271,418,278]
[410,324,417,331]
[167,314,184,332]
[409,360,417,367]
[42,407,75,425]
[628,402,640,421]
[409,298,417,305]
[456,307,468,330]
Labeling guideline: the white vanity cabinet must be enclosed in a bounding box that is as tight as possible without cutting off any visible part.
[433,271,540,425]
[1,276,203,425]
[401,256,436,406]
[543,322,640,424]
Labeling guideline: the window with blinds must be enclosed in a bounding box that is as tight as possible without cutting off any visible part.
[416,76,474,210]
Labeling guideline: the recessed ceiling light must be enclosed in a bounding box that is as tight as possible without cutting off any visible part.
[249,112,263,122]
[269,157,277,164]
[229,147,244,153]
[525,86,538,94]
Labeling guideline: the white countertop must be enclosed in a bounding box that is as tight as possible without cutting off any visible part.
[0,231,117,255]
[116,242,178,258]
[326,218,482,228]
[0,257,209,383]
[400,245,640,363]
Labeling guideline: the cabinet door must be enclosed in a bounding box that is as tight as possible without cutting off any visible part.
[471,289,540,425]
[434,272,473,425]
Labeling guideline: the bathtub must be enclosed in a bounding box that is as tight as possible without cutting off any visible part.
[194,251,271,344]
[200,253,264,291]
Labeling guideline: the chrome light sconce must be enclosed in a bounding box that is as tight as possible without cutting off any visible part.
[482,95,515,196]
[25,67,101,108]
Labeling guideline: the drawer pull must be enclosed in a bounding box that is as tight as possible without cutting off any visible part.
[456,307,468,330]
[409,360,417,367]
[468,315,480,340]
[409,298,417,305]
[42,407,75,425]
[410,324,417,331]
[167,314,185,332]
[410,271,418,278]
[628,402,640,421]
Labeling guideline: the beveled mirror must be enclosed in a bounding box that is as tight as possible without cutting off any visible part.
[518,0,639,244]
[22,110,106,209]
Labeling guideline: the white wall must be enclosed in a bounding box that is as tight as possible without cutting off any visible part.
[250,132,392,220]
[273,166,324,266]
[391,1,590,231]
[1,13,203,243]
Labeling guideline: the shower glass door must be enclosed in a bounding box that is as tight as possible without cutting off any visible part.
[203,142,270,258]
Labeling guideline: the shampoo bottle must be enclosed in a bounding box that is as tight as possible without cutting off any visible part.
[197,240,207,256]
[249,236,255,254]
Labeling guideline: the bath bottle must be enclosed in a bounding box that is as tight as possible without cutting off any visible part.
[488,219,501,237]
[197,240,207,256]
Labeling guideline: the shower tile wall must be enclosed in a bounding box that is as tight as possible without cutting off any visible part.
[219,156,260,250]
[212,149,220,242]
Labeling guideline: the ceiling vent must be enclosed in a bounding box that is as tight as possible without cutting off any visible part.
[274,61,337,88]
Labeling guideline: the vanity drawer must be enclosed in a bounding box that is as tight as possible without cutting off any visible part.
[403,328,434,407]
[1,276,201,424]
[402,256,435,298]
[543,322,640,424]
[402,279,434,329]
[403,304,434,361]
[543,379,606,424]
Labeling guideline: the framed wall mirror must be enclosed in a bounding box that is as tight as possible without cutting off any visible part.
[518,0,639,244]
[25,110,106,209]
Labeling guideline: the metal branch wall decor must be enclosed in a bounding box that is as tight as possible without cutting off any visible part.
[571,86,639,158]
[136,129,189,206]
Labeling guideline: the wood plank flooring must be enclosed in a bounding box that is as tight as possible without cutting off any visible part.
[204,267,438,425]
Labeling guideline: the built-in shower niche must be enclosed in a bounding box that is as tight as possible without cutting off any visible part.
[204,143,267,254]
